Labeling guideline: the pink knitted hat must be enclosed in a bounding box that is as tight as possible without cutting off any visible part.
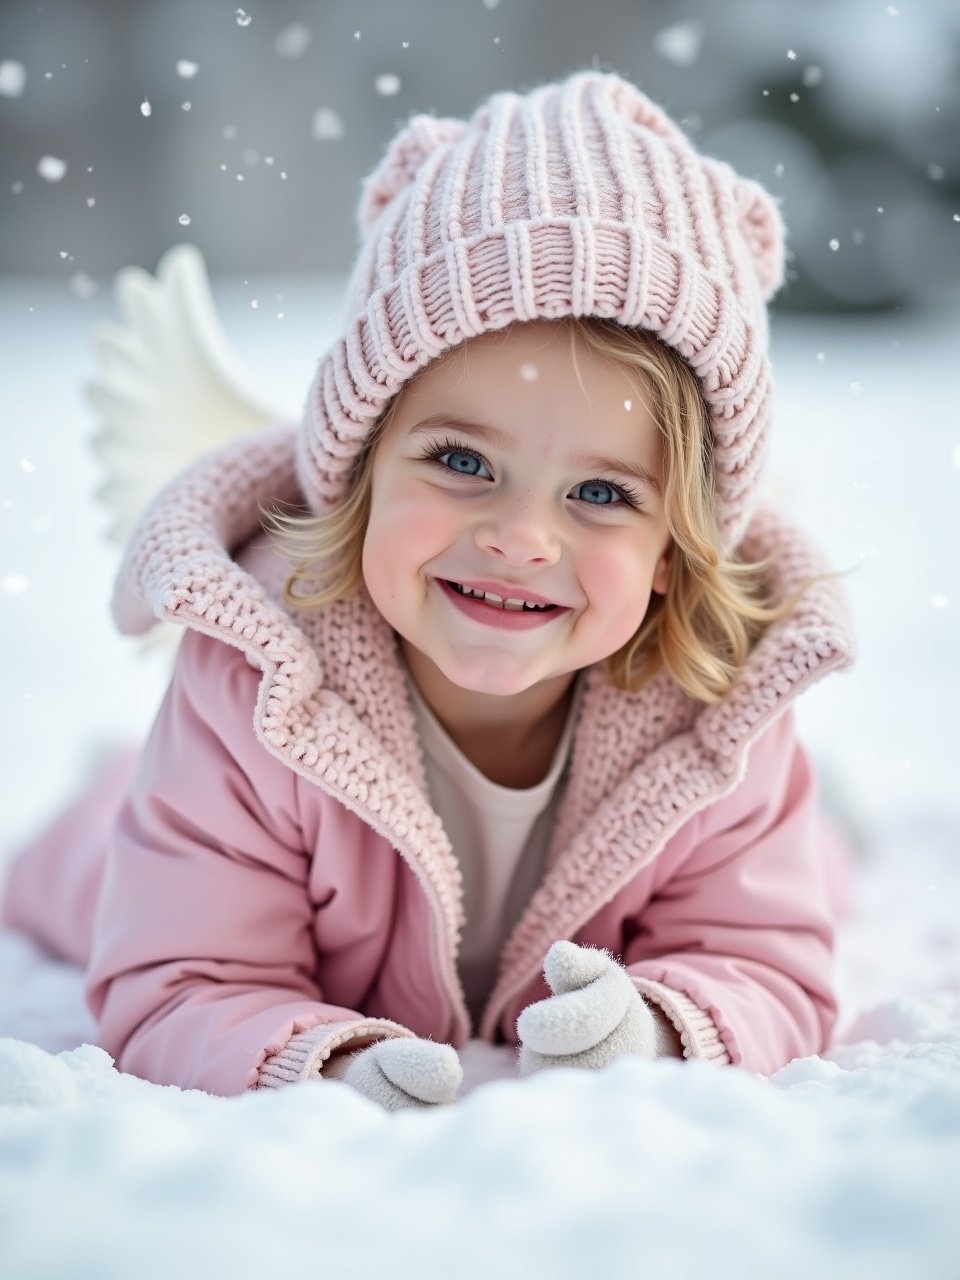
[297,70,785,549]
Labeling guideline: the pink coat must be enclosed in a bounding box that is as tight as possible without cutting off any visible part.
[2,427,856,1095]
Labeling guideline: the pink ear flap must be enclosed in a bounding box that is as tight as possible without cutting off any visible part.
[735,178,786,300]
[358,115,468,236]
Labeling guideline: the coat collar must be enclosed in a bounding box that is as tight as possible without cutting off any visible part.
[113,424,855,1038]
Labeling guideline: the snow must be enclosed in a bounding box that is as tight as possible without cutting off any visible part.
[273,23,312,60]
[312,107,345,142]
[35,155,67,182]
[1,276,959,1275]
[653,21,705,68]
[0,60,26,98]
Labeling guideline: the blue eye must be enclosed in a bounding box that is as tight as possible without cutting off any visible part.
[443,448,487,476]
[573,480,622,506]
[418,436,642,510]
[420,437,491,478]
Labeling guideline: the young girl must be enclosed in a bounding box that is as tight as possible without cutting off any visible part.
[2,70,854,1110]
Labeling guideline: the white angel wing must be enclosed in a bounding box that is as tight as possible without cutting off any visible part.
[88,242,295,546]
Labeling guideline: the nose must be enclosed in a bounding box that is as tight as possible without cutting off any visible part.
[474,492,562,566]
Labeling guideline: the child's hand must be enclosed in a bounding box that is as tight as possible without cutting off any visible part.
[517,941,660,1075]
[323,1037,462,1111]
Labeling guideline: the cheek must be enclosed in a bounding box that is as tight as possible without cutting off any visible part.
[582,541,656,622]
[362,485,453,589]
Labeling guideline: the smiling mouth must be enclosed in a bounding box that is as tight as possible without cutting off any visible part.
[446,581,558,612]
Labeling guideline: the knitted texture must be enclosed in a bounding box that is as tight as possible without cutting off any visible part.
[326,1038,463,1111]
[111,426,854,1065]
[297,70,785,549]
[517,942,670,1074]
[255,1019,415,1090]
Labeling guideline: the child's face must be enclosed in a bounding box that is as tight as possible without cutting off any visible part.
[361,320,671,709]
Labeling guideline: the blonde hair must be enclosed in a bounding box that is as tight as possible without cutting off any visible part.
[265,318,805,704]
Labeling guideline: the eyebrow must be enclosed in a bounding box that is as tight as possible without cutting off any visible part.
[408,414,662,495]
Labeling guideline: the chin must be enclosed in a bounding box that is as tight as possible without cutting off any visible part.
[434,657,541,699]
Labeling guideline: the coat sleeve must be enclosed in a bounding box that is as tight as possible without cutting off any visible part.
[85,628,413,1096]
[622,709,842,1076]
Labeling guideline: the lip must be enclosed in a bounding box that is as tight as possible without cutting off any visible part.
[441,577,563,608]
[435,578,569,630]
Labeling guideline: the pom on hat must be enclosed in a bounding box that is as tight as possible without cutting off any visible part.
[358,115,467,236]
[610,74,687,145]
[735,178,786,300]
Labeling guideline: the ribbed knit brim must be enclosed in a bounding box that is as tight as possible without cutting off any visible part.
[297,70,785,550]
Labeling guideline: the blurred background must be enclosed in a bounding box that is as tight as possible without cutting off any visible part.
[1,0,958,860]
[3,0,960,308]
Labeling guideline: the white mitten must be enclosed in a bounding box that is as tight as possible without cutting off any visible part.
[517,940,668,1076]
[323,1037,463,1111]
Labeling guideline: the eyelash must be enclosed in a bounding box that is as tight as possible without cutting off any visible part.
[417,436,644,510]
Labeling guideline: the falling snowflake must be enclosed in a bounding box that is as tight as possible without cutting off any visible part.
[86,197,95,207]
[20,458,34,473]
[623,400,632,411]
[482,0,501,8]
[519,363,539,382]
[0,60,26,97]
[140,100,152,117]
[177,60,199,78]
[178,213,192,226]
[235,9,252,27]
[931,595,948,609]
[829,238,840,251]
[802,66,823,87]
[70,272,97,298]
[37,156,67,182]
[786,49,798,60]
[312,107,344,141]
[652,21,704,67]
[274,23,312,57]
[927,164,945,182]
[375,73,401,96]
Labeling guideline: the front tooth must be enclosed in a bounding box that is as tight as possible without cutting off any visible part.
[482,592,504,606]
[503,598,525,611]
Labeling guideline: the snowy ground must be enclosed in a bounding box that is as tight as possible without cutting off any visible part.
[1,274,959,1276]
